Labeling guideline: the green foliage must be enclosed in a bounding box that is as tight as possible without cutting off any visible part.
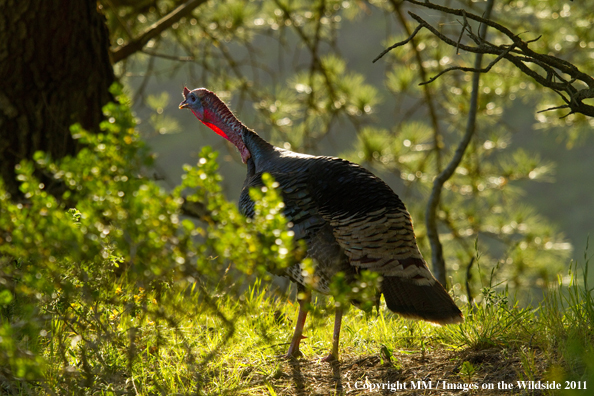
[541,242,594,388]
[0,89,299,393]
[329,270,381,313]
[439,284,535,350]
[176,153,302,284]
[459,360,477,383]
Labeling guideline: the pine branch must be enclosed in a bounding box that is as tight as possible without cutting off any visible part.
[110,0,208,64]
[374,0,594,118]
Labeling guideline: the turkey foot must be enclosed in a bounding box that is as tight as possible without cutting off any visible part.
[321,353,337,362]
[282,335,306,359]
[282,349,304,359]
[282,292,311,360]
[321,306,343,363]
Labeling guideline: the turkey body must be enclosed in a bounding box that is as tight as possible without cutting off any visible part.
[238,131,460,324]
[179,87,462,361]
[239,150,365,297]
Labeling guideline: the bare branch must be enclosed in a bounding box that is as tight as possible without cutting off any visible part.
[110,0,208,64]
[455,13,470,54]
[537,104,571,114]
[420,43,516,85]
[141,50,195,62]
[372,24,423,63]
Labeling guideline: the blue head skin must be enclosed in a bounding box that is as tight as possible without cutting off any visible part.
[179,87,251,162]
[179,87,205,118]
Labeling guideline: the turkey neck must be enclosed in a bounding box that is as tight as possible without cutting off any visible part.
[241,127,276,173]
[201,91,276,167]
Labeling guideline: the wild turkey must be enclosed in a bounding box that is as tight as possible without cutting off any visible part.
[179,87,463,361]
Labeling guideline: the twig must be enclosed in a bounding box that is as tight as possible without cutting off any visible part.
[102,0,135,39]
[110,0,208,64]
[141,50,195,62]
[455,12,470,54]
[273,0,362,148]
[537,104,571,114]
[133,41,158,105]
[420,43,516,85]
[372,24,423,63]
[304,0,327,152]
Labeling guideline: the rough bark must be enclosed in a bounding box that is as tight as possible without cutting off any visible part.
[0,0,115,197]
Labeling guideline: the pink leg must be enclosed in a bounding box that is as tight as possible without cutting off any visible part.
[321,306,343,362]
[285,291,311,358]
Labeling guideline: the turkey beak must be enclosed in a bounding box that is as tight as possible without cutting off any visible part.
[179,99,189,109]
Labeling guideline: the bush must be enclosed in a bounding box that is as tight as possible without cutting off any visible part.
[0,87,295,394]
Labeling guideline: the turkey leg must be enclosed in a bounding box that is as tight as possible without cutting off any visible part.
[321,305,343,362]
[285,291,311,358]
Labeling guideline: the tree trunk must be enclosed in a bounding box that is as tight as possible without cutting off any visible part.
[0,0,115,197]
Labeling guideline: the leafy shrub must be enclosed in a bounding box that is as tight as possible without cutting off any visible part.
[0,86,296,394]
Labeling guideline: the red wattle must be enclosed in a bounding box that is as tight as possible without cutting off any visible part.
[202,121,229,140]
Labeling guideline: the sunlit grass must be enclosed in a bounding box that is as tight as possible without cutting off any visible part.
[28,252,594,395]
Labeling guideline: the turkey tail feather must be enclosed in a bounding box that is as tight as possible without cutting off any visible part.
[381,275,463,325]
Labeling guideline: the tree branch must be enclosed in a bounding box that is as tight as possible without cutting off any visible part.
[420,43,516,85]
[110,0,208,64]
[372,24,423,63]
[141,50,195,62]
[374,0,594,118]
[425,0,494,286]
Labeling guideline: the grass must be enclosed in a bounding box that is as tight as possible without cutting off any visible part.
[3,253,594,395]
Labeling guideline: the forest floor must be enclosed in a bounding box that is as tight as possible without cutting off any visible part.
[9,268,591,395]
[260,347,548,395]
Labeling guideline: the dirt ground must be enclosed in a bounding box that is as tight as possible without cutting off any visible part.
[263,347,549,395]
